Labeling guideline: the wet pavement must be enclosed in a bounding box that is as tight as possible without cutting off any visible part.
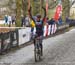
[0,28,75,65]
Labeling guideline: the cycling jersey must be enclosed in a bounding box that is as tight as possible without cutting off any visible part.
[35,20,43,36]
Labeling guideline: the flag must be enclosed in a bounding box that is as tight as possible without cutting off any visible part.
[54,4,62,22]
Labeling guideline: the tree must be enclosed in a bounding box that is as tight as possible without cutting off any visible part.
[30,0,44,16]
[8,0,16,13]
[16,0,22,27]
[22,0,28,17]
[62,0,70,22]
[48,0,58,9]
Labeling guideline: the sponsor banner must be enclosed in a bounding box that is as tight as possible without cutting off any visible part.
[54,4,62,21]
[18,27,31,45]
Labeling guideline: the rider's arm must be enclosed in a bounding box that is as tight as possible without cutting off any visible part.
[28,6,35,22]
[42,7,46,22]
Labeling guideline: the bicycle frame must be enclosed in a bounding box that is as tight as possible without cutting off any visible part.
[34,36,42,62]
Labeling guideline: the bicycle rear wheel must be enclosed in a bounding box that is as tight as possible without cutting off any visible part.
[34,39,41,62]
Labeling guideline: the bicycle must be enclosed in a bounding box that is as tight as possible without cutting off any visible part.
[34,36,43,62]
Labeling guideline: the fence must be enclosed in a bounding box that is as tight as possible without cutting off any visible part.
[0,30,18,54]
[0,23,69,54]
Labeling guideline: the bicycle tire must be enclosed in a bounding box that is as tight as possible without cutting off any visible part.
[34,39,41,62]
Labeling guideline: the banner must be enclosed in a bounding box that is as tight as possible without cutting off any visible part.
[54,4,62,22]
[18,28,31,45]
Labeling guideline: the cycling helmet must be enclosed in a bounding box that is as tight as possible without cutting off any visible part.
[36,14,41,18]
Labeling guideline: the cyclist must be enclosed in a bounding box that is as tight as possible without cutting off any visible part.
[28,6,46,56]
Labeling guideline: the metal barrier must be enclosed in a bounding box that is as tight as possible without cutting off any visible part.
[0,29,18,54]
[0,23,69,55]
[10,30,18,47]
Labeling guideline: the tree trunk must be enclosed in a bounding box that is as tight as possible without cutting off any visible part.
[16,0,22,27]
[62,0,70,22]
[22,0,28,17]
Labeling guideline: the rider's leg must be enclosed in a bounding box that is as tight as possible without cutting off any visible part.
[34,39,35,46]
[39,36,43,56]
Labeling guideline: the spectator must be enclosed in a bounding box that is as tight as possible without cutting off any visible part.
[4,15,8,26]
[46,17,49,24]
[66,16,70,24]
[21,15,25,27]
[8,15,12,27]
[48,18,55,25]
[25,16,30,27]
[58,17,63,25]
[12,15,16,25]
